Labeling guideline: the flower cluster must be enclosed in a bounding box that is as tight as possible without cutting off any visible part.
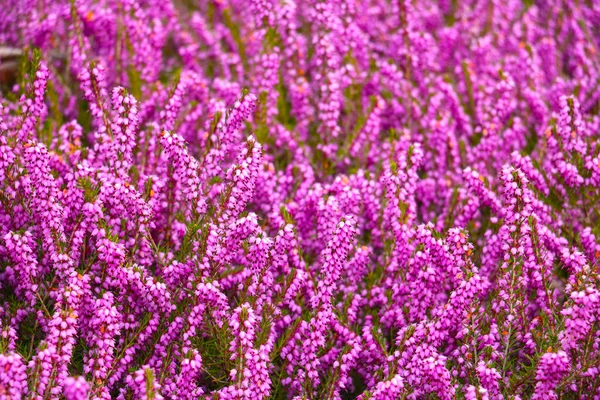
[1,0,600,399]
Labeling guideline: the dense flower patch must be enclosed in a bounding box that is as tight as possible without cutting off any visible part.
[1,0,600,398]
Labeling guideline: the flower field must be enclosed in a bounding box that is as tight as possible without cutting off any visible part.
[1,0,600,399]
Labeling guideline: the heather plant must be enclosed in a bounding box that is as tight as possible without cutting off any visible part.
[0,0,600,399]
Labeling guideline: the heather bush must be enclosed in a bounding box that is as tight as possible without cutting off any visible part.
[1,0,600,399]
